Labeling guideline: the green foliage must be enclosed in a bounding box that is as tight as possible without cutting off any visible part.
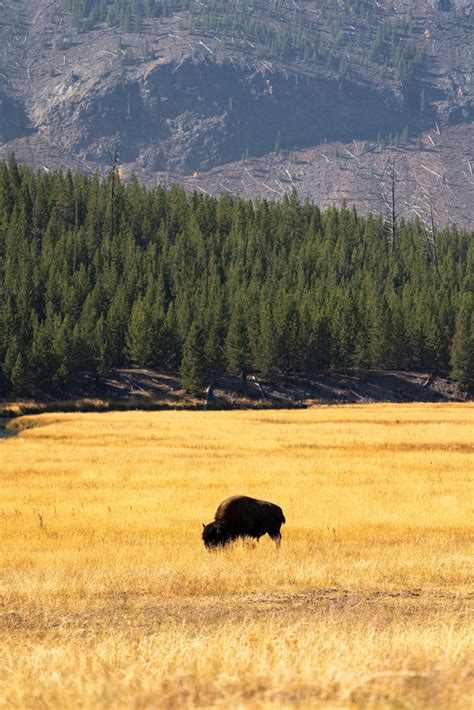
[63,0,187,31]
[225,300,251,375]
[450,293,474,388]
[125,295,154,367]
[0,156,471,396]
[180,321,209,394]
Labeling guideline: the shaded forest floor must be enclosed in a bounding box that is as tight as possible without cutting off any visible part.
[0,369,470,417]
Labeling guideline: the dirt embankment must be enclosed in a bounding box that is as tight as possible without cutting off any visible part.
[0,369,470,418]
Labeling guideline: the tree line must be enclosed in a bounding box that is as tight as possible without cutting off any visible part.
[0,155,472,396]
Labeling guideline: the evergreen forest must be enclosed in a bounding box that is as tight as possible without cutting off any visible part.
[0,155,472,396]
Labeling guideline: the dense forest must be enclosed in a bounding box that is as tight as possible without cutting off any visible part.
[0,155,472,396]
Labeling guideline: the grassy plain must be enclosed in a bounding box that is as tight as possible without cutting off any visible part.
[0,404,473,708]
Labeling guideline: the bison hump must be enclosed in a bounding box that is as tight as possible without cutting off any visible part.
[214,495,262,519]
[214,495,284,527]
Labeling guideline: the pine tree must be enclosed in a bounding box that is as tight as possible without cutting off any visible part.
[106,286,129,365]
[94,316,110,375]
[3,338,25,392]
[10,352,28,394]
[331,288,356,368]
[162,304,181,370]
[254,297,276,377]
[366,294,390,368]
[125,296,153,367]
[180,321,209,394]
[29,317,51,385]
[50,316,77,388]
[224,301,251,376]
[305,312,331,375]
[451,293,474,387]
[274,291,300,373]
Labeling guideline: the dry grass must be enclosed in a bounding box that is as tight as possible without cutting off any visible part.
[0,397,196,418]
[1,404,473,708]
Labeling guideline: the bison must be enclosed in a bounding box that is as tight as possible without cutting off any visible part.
[202,495,286,548]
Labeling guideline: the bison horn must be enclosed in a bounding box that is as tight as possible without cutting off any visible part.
[202,523,205,528]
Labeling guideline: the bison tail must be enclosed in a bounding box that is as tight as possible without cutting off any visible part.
[281,513,286,525]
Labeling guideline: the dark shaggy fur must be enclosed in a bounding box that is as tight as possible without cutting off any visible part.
[202,495,286,548]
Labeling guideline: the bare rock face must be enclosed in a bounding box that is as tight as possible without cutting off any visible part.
[0,94,33,142]
[0,0,472,226]
[45,57,416,174]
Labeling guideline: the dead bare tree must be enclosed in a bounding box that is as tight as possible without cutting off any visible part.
[107,133,119,240]
[73,183,79,274]
[411,186,441,281]
[408,151,455,282]
[378,154,403,256]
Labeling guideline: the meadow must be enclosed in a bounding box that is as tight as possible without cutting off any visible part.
[0,404,472,708]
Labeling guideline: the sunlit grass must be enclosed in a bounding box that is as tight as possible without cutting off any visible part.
[1,404,473,708]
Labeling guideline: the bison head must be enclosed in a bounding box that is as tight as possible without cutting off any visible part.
[202,522,231,548]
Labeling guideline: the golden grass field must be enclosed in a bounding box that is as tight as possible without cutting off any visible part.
[0,404,473,709]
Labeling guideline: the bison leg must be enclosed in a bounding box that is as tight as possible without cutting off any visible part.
[243,536,259,549]
[269,531,282,548]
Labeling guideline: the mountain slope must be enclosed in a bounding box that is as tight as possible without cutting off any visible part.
[0,0,472,225]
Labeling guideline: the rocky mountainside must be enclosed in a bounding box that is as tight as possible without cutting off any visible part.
[0,0,472,226]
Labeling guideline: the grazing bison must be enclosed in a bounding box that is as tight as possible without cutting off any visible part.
[202,495,286,548]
